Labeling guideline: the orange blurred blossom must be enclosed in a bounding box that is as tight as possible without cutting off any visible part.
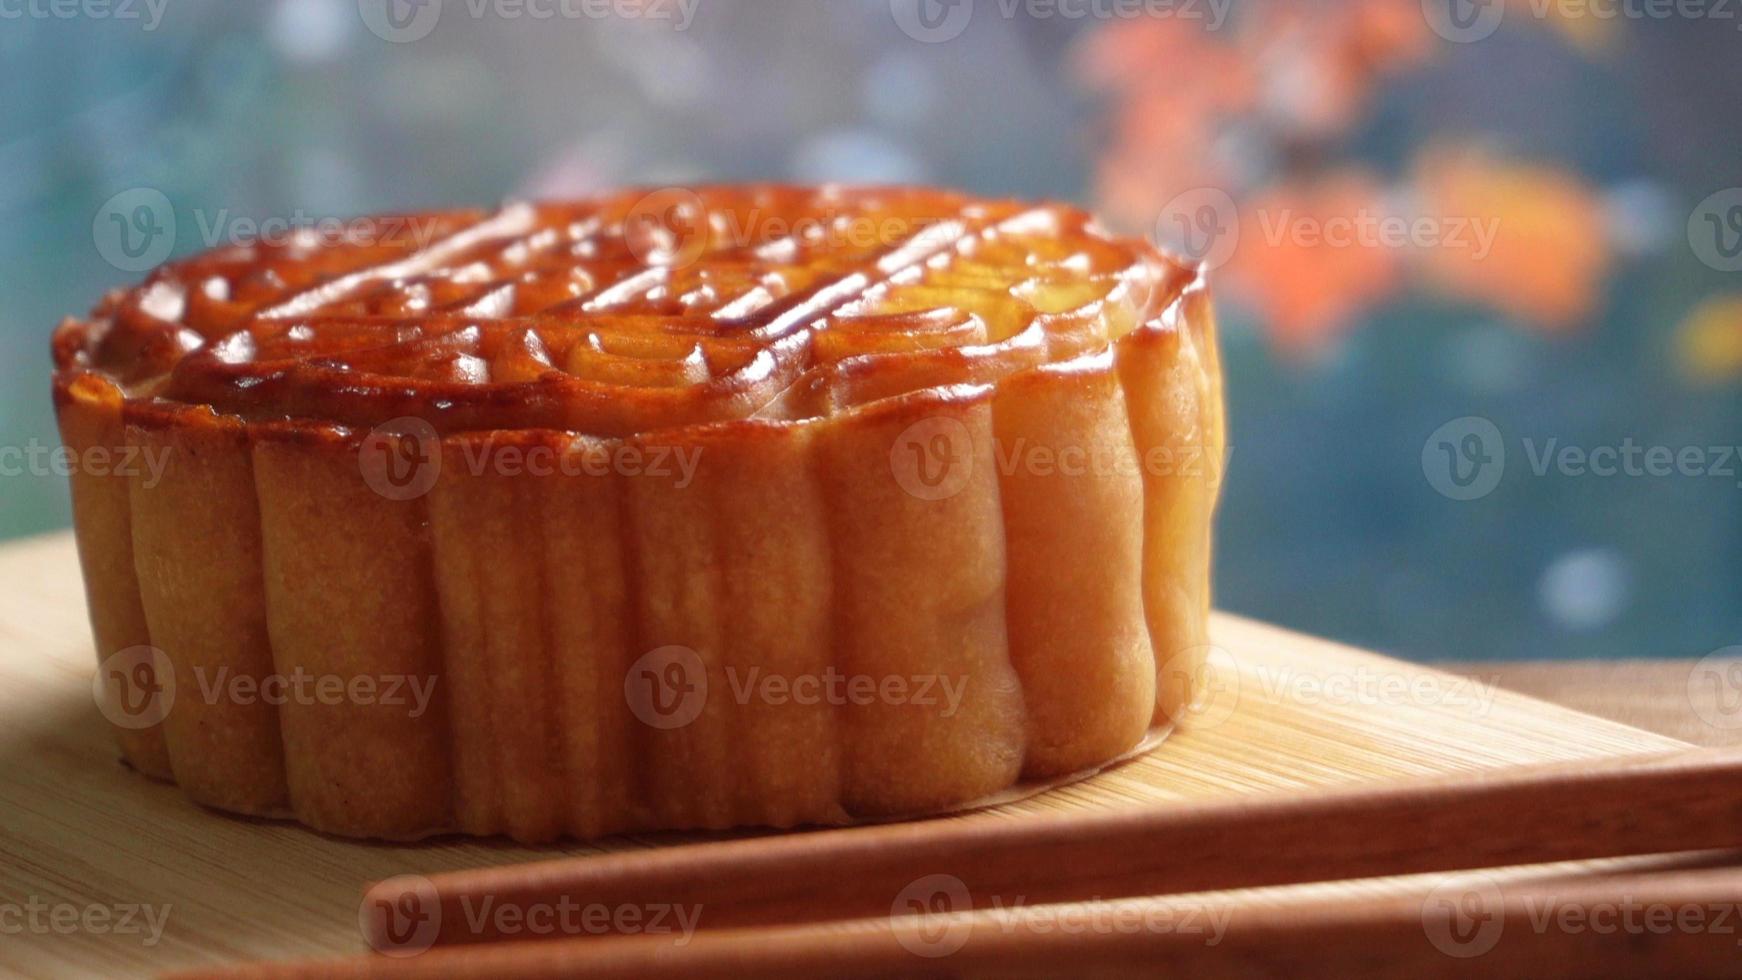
[1411,147,1611,331]
[1219,173,1403,357]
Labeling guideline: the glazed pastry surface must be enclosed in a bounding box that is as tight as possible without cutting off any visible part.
[54,185,1224,841]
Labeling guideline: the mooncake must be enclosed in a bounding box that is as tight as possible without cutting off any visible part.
[53,185,1224,841]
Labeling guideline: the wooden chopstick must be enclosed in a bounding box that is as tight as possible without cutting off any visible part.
[366,746,1742,950]
[177,866,1742,978]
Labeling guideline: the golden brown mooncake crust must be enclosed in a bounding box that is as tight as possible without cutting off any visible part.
[53,185,1224,841]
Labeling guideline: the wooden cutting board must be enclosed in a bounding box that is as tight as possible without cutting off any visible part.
[0,531,1687,977]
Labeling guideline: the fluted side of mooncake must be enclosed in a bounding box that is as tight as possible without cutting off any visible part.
[52,187,1224,841]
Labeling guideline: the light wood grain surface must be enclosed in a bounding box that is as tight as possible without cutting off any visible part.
[0,531,1721,977]
[1452,659,1742,749]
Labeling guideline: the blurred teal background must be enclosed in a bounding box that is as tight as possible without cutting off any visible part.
[4,0,1741,662]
